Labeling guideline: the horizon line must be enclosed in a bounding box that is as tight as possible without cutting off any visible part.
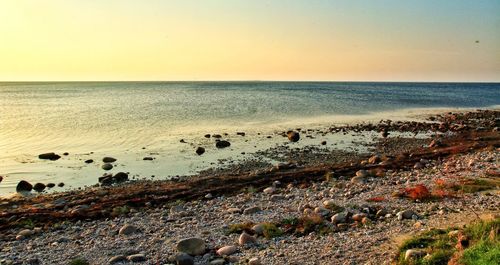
[1,80,499,83]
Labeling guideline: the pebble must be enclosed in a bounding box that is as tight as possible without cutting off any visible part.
[238,232,257,245]
[263,187,276,194]
[127,254,146,262]
[216,245,238,256]
[102,163,113,170]
[175,253,194,265]
[119,224,138,236]
[243,206,261,214]
[108,255,127,264]
[404,249,426,261]
[248,257,262,265]
[331,212,348,224]
[103,157,117,163]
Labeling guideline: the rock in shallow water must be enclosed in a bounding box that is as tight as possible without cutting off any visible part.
[102,157,117,163]
[33,183,46,192]
[102,163,113,170]
[196,147,205,155]
[287,131,300,142]
[16,180,33,192]
[176,237,206,256]
[215,140,231,148]
[38,152,61,160]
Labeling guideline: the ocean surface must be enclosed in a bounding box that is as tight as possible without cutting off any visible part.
[1,82,499,195]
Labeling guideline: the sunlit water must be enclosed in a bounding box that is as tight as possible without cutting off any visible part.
[1,82,499,195]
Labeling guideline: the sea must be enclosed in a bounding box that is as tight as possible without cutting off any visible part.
[0,82,499,196]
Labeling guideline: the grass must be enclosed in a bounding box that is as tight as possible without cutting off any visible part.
[261,222,283,239]
[395,218,499,265]
[227,222,255,235]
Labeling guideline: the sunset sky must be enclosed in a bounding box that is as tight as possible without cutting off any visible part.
[0,0,499,81]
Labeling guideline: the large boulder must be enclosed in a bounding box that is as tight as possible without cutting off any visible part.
[176,237,206,256]
[16,180,33,192]
[287,131,300,142]
[38,153,61,160]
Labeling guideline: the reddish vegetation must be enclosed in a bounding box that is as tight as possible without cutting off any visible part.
[366,196,385,202]
[404,184,432,200]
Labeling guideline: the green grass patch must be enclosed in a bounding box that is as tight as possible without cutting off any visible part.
[395,218,499,265]
[68,258,90,265]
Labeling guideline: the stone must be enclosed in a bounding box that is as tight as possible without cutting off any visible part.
[143,157,154,160]
[57,182,65,187]
[175,253,194,265]
[252,224,265,235]
[331,212,348,224]
[263,187,276,194]
[102,157,117,163]
[108,255,127,264]
[127,254,146,262]
[322,199,337,208]
[16,180,33,192]
[238,232,257,245]
[227,208,242,214]
[119,224,138,236]
[18,229,33,237]
[177,237,206,256]
[38,152,61,160]
[321,141,327,145]
[46,183,56,188]
[397,210,417,220]
[355,170,369,178]
[33,183,46,192]
[205,193,213,199]
[84,159,94,164]
[414,162,423,169]
[102,163,113,170]
[368,155,381,164]
[216,245,238,256]
[376,209,388,218]
[248,257,262,265]
[405,249,426,261]
[351,176,367,184]
[243,206,261,215]
[287,131,300,142]
[352,213,367,222]
[210,259,225,265]
[196,147,205,155]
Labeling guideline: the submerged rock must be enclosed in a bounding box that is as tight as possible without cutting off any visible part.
[102,157,117,163]
[46,183,55,188]
[287,131,300,142]
[33,183,46,192]
[16,180,33,192]
[102,163,113,170]
[215,140,231,148]
[196,147,205,155]
[84,159,94,164]
[38,153,61,160]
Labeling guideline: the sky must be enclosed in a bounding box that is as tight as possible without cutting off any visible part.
[0,0,499,82]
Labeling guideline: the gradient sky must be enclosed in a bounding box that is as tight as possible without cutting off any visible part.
[0,0,499,81]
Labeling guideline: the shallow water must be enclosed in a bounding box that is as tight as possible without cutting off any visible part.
[0,82,499,195]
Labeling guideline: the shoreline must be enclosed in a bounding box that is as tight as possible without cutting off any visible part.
[0,109,498,264]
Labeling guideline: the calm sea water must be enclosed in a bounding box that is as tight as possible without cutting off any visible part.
[0,82,499,195]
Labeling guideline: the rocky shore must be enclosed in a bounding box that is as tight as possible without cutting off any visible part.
[0,110,498,265]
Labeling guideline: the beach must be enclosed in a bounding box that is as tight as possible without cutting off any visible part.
[0,109,498,265]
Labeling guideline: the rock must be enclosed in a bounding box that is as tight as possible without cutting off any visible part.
[85,159,94,164]
[361,217,371,225]
[376,209,388,218]
[238,232,257,245]
[196,147,205,155]
[175,253,194,265]
[397,210,417,220]
[57,182,65,187]
[236,132,246,136]
[46,183,55,188]
[270,194,284,201]
[215,140,231,148]
[177,237,206,256]
[16,235,25,240]
[18,229,33,237]
[113,172,129,182]
[322,199,337,208]
[248,257,262,265]
[331,212,348,224]
[99,175,113,186]
[63,152,69,156]
[109,255,127,264]
[204,134,211,138]
[368,155,381,164]
[404,249,426,261]
[355,170,369,178]
[0,176,2,183]
[352,213,367,222]
[263,187,276,194]
[143,157,154,160]
[321,141,327,145]
[33,183,46,192]
[205,193,213,199]
[351,176,367,184]
[16,180,33,192]
[102,163,113,170]
[213,134,222,138]
[414,162,423,169]
[287,131,300,142]
[119,224,138,236]
[180,139,186,143]
[38,152,61,160]
[226,208,242,214]
[102,157,117,163]
[216,245,238,256]
[210,259,225,265]
[252,224,265,235]
[127,254,146,262]
[243,206,261,215]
